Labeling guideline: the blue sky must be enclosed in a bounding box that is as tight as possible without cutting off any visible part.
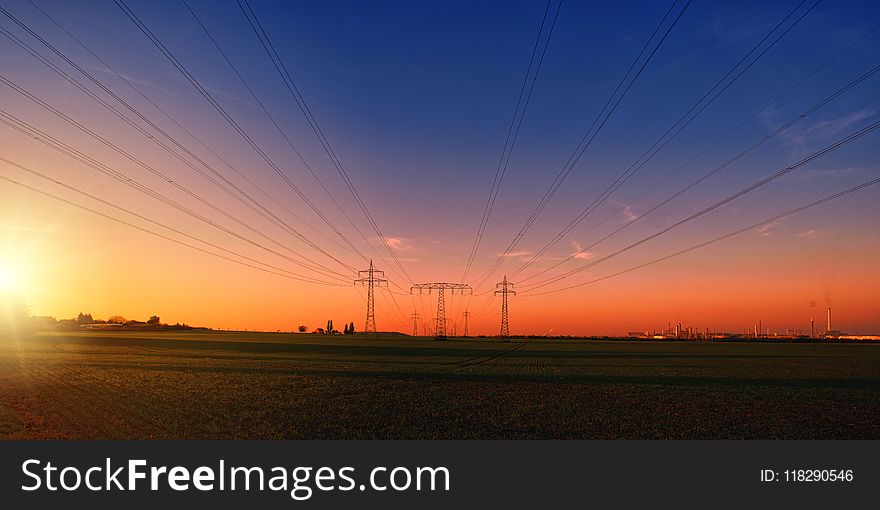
[1,0,879,333]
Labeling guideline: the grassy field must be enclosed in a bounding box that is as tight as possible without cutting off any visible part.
[1,330,878,439]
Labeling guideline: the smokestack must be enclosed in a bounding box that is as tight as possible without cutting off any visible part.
[810,318,814,338]
[827,307,832,334]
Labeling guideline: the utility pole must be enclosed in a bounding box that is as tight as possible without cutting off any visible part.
[354,260,387,337]
[463,311,471,337]
[410,283,473,340]
[495,275,515,339]
[411,311,420,337]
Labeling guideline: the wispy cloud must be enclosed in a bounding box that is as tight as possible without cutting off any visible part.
[754,220,784,237]
[382,236,413,251]
[805,108,878,140]
[89,65,178,96]
[795,166,864,181]
[777,108,880,154]
[797,229,833,240]
[609,199,639,223]
[498,250,530,259]
[569,240,593,260]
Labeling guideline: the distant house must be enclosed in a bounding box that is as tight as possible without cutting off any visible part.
[28,316,57,329]
[57,319,78,329]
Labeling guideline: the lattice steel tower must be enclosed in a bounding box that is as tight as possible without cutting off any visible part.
[411,311,420,337]
[463,311,471,337]
[354,260,387,336]
[410,283,472,340]
[495,276,515,339]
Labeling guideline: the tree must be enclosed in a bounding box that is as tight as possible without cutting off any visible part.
[349,322,355,334]
[297,325,307,333]
[76,312,93,325]
[327,320,333,334]
[343,323,350,334]
[147,315,160,325]
[108,315,127,324]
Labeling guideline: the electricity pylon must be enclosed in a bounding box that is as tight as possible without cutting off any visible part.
[410,283,472,340]
[411,311,420,337]
[495,276,515,339]
[354,260,387,337]
[463,311,471,337]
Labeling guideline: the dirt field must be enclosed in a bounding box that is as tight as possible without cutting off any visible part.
[1,331,878,439]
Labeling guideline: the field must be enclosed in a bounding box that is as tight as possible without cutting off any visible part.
[1,330,879,439]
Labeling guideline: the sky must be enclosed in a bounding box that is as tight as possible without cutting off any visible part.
[1,0,878,335]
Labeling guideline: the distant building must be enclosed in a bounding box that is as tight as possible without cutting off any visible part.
[28,316,57,329]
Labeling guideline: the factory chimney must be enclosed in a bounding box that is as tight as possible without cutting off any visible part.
[810,318,814,338]
[826,307,832,334]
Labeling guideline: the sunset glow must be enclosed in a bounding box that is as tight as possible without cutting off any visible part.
[0,0,878,336]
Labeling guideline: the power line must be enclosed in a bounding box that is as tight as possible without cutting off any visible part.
[518,59,880,284]
[113,0,371,266]
[0,11,359,277]
[0,156,348,285]
[461,0,562,282]
[527,20,880,281]
[236,0,415,285]
[521,116,880,293]
[507,0,821,281]
[470,0,691,290]
[410,283,473,340]
[521,175,880,296]
[0,173,350,287]
[21,0,357,258]
[0,107,350,282]
[178,0,379,265]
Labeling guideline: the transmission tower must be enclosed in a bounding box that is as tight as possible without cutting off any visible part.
[495,275,515,339]
[354,260,387,337]
[411,311,420,337]
[410,283,472,340]
[463,311,471,337]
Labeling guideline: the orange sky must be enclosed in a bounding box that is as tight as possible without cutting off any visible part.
[1,0,879,336]
[2,177,878,335]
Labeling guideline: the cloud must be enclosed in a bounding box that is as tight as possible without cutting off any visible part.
[795,166,864,181]
[779,108,880,152]
[805,108,879,140]
[89,65,178,96]
[569,240,593,260]
[797,229,833,240]
[498,250,530,258]
[382,236,413,251]
[754,221,783,237]
[609,199,639,223]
